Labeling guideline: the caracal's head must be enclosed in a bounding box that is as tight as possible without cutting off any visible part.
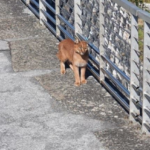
[74,39,88,56]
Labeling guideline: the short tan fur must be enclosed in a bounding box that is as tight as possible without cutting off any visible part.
[57,38,89,86]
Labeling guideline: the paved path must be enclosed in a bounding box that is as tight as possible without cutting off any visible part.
[0,0,150,150]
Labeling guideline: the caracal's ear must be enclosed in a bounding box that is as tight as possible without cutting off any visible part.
[74,38,80,44]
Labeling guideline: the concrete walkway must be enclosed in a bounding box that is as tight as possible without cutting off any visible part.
[0,0,150,150]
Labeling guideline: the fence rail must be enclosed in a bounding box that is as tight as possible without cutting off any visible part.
[22,0,150,135]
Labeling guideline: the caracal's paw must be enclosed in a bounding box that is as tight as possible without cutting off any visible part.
[74,81,80,86]
[61,69,66,75]
[81,79,87,84]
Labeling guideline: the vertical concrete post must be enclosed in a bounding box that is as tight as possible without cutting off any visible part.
[25,0,30,5]
[55,0,60,38]
[99,0,105,81]
[129,15,140,122]
[39,0,46,25]
[142,21,150,135]
[74,0,82,39]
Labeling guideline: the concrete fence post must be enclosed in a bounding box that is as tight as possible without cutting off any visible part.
[25,0,30,5]
[39,0,47,25]
[99,0,105,82]
[74,0,82,38]
[55,0,60,38]
[142,21,150,135]
[129,14,140,122]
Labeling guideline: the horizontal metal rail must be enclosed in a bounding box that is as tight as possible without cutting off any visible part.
[102,80,142,124]
[57,35,64,41]
[101,68,130,97]
[113,0,150,23]
[112,0,140,16]
[41,19,56,35]
[102,55,130,83]
[57,25,74,41]
[89,54,99,68]
[22,0,39,17]
[41,9,56,24]
[41,0,56,14]
[57,14,75,31]
[87,63,100,81]
[30,0,39,8]
[101,80,129,111]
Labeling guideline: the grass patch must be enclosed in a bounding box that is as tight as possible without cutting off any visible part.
[138,19,144,61]
[143,0,150,3]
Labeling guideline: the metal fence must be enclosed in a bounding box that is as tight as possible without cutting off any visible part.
[22,0,150,135]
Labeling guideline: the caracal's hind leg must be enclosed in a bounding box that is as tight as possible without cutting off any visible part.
[69,63,73,70]
[81,66,87,84]
[60,61,66,74]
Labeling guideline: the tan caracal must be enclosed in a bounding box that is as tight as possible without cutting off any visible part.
[57,38,89,86]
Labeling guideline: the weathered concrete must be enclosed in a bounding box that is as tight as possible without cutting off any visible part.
[0,41,9,51]
[0,0,150,150]
[0,71,109,150]
[0,51,13,73]
[10,37,59,72]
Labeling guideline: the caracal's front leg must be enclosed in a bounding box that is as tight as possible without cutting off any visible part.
[60,61,66,74]
[81,66,87,84]
[73,64,80,86]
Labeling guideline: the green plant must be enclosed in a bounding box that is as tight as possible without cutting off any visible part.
[138,25,144,61]
[129,0,143,7]
[129,0,149,10]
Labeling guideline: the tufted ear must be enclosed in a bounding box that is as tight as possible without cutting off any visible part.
[74,38,80,44]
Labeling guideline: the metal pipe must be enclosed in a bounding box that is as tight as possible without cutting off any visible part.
[101,80,129,111]
[41,0,56,14]
[89,54,99,68]
[30,0,39,8]
[28,4,39,17]
[41,10,56,24]
[102,55,130,83]
[41,19,56,35]
[101,68,130,97]
[87,63,100,81]
[22,0,39,17]
[57,25,74,41]
[57,14,75,31]
[57,35,64,41]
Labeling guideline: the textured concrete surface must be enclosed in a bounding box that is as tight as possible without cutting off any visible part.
[0,41,9,50]
[35,70,127,124]
[0,0,150,150]
[0,71,109,150]
[10,38,59,72]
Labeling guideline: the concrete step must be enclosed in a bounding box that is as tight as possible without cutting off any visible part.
[0,40,13,74]
[0,51,13,73]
